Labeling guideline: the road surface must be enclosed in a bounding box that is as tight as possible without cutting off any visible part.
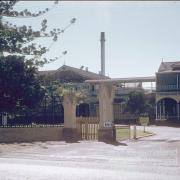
[0,126,180,180]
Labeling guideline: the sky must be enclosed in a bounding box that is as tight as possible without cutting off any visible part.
[5,1,180,78]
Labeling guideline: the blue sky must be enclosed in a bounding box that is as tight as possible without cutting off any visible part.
[6,1,180,78]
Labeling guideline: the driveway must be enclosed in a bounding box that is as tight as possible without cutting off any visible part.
[0,126,180,180]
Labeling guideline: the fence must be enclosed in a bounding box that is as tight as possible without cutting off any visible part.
[113,103,139,124]
[0,124,63,128]
[0,115,64,127]
[0,94,64,126]
[76,117,99,140]
[114,113,138,124]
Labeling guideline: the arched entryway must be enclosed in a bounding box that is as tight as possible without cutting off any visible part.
[156,98,179,120]
[76,103,90,117]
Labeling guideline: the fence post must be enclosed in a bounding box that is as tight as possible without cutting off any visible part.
[113,125,116,141]
[133,125,137,139]
[144,125,146,133]
[85,119,88,140]
[129,125,131,139]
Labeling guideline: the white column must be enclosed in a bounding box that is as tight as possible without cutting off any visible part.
[162,99,165,119]
[155,104,157,120]
[160,101,162,120]
[177,73,179,90]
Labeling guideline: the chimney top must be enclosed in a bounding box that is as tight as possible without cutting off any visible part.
[100,32,105,76]
[100,32,105,41]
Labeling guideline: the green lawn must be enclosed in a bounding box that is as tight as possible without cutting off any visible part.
[116,127,153,141]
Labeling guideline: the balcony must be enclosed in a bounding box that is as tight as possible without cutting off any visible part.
[114,87,144,96]
[156,84,179,91]
[156,91,180,96]
[156,84,180,95]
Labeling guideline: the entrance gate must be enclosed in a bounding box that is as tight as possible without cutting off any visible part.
[76,117,99,140]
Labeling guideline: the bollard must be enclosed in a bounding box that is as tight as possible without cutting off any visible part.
[144,125,146,133]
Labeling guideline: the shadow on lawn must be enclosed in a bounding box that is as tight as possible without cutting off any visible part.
[138,139,180,143]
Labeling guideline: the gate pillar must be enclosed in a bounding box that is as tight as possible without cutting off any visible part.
[98,82,115,142]
[63,92,80,141]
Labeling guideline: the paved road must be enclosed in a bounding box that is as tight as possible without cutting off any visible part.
[0,126,180,180]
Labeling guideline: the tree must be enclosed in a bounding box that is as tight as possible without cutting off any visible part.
[124,91,155,120]
[0,55,45,114]
[125,91,146,115]
[0,1,76,116]
[144,93,156,120]
[0,0,76,67]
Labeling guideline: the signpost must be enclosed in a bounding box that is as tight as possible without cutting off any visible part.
[139,116,149,132]
[133,125,137,139]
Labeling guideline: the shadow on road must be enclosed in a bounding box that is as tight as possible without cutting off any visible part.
[103,141,128,146]
[64,140,81,143]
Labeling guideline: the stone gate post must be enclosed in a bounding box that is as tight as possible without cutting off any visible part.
[98,82,115,142]
[63,92,79,141]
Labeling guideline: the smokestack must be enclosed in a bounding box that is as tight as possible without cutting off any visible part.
[100,32,105,76]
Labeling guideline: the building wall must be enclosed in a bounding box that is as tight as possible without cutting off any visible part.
[0,127,63,143]
[156,72,180,104]
[156,72,180,120]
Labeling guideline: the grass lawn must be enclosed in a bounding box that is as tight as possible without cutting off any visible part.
[116,127,154,141]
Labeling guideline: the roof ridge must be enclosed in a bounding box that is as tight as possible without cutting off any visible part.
[163,61,180,63]
[57,65,108,78]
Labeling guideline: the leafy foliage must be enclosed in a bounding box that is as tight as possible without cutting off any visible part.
[0,1,76,115]
[0,56,45,113]
[0,0,76,67]
[125,91,155,118]
[125,91,145,114]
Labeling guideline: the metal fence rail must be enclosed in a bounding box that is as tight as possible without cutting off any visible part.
[0,124,64,128]
[114,114,138,124]
[0,114,64,126]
